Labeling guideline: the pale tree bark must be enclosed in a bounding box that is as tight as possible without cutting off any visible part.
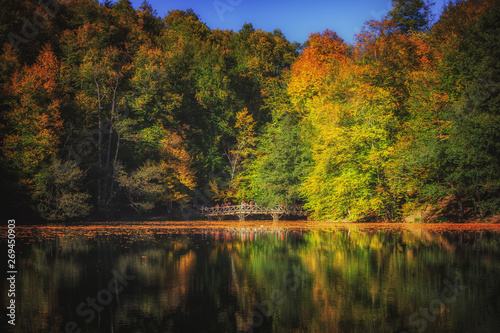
[104,76,120,203]
[94,77,106,208]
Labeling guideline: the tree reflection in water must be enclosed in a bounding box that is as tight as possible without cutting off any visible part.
[2,222,500,332]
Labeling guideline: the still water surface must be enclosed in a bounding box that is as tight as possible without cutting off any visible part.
[2,221,500,333]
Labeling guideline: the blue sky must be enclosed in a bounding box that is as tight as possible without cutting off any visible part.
[130,0,448,44]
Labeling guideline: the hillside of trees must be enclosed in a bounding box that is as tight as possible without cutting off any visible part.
[1,0,499,222]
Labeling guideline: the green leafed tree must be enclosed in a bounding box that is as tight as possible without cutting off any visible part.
[34,159,91,221]
[2,45,63,187]
[388,0,434,33]
[116,130,196,213]
[241,109,311,207]
[442,2,500,218]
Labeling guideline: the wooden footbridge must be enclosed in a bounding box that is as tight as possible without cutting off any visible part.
[199,203,308,221]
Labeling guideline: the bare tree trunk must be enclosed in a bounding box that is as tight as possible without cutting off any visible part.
[109,134,120,201]
[105,77,119,204]
[225,145,240,187]
[95,78,103,208]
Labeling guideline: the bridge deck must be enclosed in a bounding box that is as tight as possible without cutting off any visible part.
[199,204,307,221]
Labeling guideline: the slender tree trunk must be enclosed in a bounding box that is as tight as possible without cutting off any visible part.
[113,136,120,169]
[105,75,119,200]
[110,134,120,201]
[105,115,113,176]
[105,78,118,203]
[458,196,464,221]
[225,145,240,187]
[95,78,103,208]
[104,116,113,203]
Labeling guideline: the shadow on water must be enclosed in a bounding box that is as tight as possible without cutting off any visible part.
[1,222,500,332]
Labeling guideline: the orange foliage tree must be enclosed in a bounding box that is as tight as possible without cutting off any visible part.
[2,45,63,185]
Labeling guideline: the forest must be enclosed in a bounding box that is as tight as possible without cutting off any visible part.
[0,0,499,222]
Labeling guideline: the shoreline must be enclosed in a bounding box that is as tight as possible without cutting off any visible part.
[3,221,500,234]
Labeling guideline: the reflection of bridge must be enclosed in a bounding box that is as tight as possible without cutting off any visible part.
[200,204,308,221]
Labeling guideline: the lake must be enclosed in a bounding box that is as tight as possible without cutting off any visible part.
[2,221,500,332]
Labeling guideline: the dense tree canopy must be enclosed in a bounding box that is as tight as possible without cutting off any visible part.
[1,0,498,222]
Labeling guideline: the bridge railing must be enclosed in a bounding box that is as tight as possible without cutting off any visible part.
[199,203,307,218]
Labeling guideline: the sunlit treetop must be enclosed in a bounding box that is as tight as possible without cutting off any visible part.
[388,0,433,33]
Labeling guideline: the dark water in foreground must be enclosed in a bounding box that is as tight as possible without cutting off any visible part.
[1,221,500,333]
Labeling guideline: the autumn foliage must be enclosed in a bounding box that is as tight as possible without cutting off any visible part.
[0,0,499,222]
